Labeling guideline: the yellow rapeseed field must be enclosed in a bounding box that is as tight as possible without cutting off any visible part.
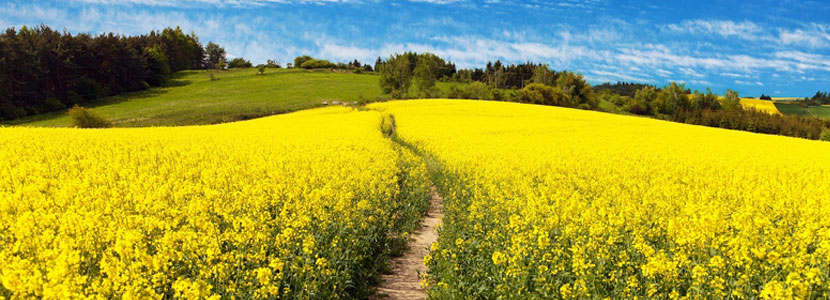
[0,107,430,299]
[740,98,781,115]
[373,99,830,299]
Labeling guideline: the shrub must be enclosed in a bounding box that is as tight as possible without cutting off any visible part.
[821,128,830,141]
[257,65,266,75]
[447,82,499,100]
[228,57,252,68]
[513,83,568,106]
[68,105,112,128]
[300,59,336,69]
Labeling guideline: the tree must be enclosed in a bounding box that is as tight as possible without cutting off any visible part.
[722,89,742,111]
[143,45,170,86]
[227,57,252,68]
[530,64,556,86]
[266,60,280,68]
[257,65,266,75]
[294,56,313,68]
[654,82,689,115]
[414,53,442,97]
[215,60,227,70]
[513,83,568,106]
[205,42,226,69]
[378,54,412,99]
[630,86,658,115]
[299,59,335,69]
[690,88,720,110]
[556,71,597,109]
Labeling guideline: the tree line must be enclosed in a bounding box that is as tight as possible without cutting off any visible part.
[0,25,228,121]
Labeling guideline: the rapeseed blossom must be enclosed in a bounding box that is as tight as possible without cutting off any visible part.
[373,99,830,299]
[0,107,430,299]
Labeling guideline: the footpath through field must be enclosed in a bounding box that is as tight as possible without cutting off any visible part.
[372,186,443,300]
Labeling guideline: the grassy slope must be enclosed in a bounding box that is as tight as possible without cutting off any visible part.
[774,102,830,119]
[4,68,469,127]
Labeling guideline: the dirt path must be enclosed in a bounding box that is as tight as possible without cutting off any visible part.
[372,186,443,300]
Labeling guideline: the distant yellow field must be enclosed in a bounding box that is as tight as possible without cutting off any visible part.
[771,97,802,101]
[739,98,781,115]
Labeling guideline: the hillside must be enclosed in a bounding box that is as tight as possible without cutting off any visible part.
[2,69,482,128]
[774,102,830,119]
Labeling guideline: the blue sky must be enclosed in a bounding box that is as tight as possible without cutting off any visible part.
[2,0,829,96]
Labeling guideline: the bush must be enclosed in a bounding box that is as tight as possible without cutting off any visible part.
[821,128,830,141]
[447,82,499,100]
[300,59,336,69]
[68,105,112,128]
[228,57,252,68]
[513,83,568,106]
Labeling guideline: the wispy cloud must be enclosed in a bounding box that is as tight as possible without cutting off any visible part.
[665,19,762,40]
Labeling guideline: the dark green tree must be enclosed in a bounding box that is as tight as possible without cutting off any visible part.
[379,54,412,99]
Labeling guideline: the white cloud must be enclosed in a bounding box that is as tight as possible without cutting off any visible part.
[734,80,764,86]
[665,20,762,40]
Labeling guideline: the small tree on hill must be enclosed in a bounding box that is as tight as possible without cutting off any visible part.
[205,42,226,69]
[722,89,742,111]
[228,57,252,68]
[293,56,313,68]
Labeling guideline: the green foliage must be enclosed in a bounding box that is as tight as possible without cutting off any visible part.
[592,82,654,97]
[690,88,720,110]
[257,65,266,75]
[654,82,690,115]
[215,60,227,70]
[266,59,280,68]
[293,56,313,68]
[143,45,170,86]
[414,53,442,96]
[68,105,112,128]
[821,128,830,141]
[71,78,105,101]
[205,42,226,70]
[447,82,501,100]
[227,57,252,68]
[722,89,742,111]
[556,71,597,109]
[530,64,555,86]
[160,27,204,72]
[513,83,568,106]
[379,54,413,99]
[299,59,336,69]
[629,86,658,115]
